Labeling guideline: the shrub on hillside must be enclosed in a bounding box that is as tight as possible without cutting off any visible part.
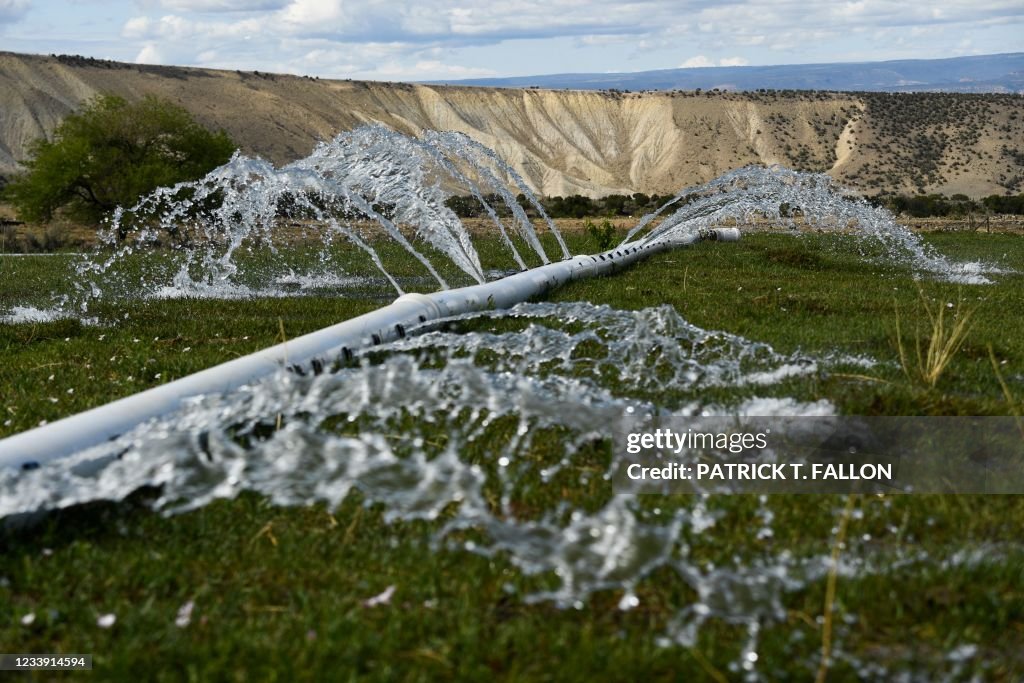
[3,94,235,224]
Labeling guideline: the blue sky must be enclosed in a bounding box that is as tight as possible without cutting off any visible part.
[1,1,1022,81]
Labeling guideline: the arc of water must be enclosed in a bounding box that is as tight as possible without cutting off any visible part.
[640,190,759,246]
[50,135,993,324]
[619,189,694,245]
[440,132,572,260]
[297,171,452,291]
[426,131,550,265]
[76,173,245,304]
[426,131,569,264]
[362,128,487,280]
[622,165,987,284]
[309,128,484,283]
[98,153,426,298]
[284,190,407,294]
[402,133,529,271]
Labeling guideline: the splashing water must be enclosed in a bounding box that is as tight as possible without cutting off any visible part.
[0,303,834,668]
[424,130,571,261]
[0,305,91,325]
[56,124,569,317]
[2,127,1003,325]
[1,302,997,678]
[2,301,835,513]
[0,130,1008,679]
[622,166,1003,284]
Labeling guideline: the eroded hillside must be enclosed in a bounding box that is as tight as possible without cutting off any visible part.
[1,52,1022,198]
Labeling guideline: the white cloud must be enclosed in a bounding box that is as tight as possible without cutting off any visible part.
[408,60,496,78]
[680,55,749,68]
[160,0,288,11]
[135,42,164,64]
[0,0,29,24]
[735,34,766,46]
[123,13,262,41]
[36,0,1024,81]
[680,55,714,68]
[577,34,633,47]
[122,16,152,38]
[172,1,696,45]
[279,0,344,28]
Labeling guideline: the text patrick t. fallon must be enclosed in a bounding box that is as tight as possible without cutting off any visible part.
[625,462,893,481]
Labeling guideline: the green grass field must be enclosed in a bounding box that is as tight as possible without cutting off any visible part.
[1,230,1023,680]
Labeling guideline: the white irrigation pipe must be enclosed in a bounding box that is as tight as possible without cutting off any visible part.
[0,228,739,471]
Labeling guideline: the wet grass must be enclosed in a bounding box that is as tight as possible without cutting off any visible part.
[1,231,1024,680]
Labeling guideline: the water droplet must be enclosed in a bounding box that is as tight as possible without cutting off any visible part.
[175,600,194,628]
[618,593,640,610]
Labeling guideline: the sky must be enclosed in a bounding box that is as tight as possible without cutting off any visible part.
[0,1,1022,81]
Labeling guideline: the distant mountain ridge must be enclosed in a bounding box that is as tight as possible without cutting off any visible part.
[432,53,1024,93]
[1,51,1022,200]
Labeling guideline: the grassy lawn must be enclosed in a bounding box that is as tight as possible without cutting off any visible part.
[1,230,1023,680]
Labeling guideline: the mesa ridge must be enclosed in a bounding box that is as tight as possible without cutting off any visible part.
[1,51,1021,198]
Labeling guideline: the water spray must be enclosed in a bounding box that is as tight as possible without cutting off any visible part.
[0,228,739,470]
[0,128,998,471]
[0,136,1003,675]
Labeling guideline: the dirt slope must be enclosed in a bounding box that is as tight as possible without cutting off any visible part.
[1,52,1022,198]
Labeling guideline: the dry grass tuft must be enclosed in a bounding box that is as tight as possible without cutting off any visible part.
[895,289,974,388]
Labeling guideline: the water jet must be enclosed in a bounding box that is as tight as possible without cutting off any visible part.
[0,227,739,470]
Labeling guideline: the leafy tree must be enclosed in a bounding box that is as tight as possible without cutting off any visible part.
[4,94,235,223]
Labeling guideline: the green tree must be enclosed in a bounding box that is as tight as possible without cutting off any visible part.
[4,94,235,223]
